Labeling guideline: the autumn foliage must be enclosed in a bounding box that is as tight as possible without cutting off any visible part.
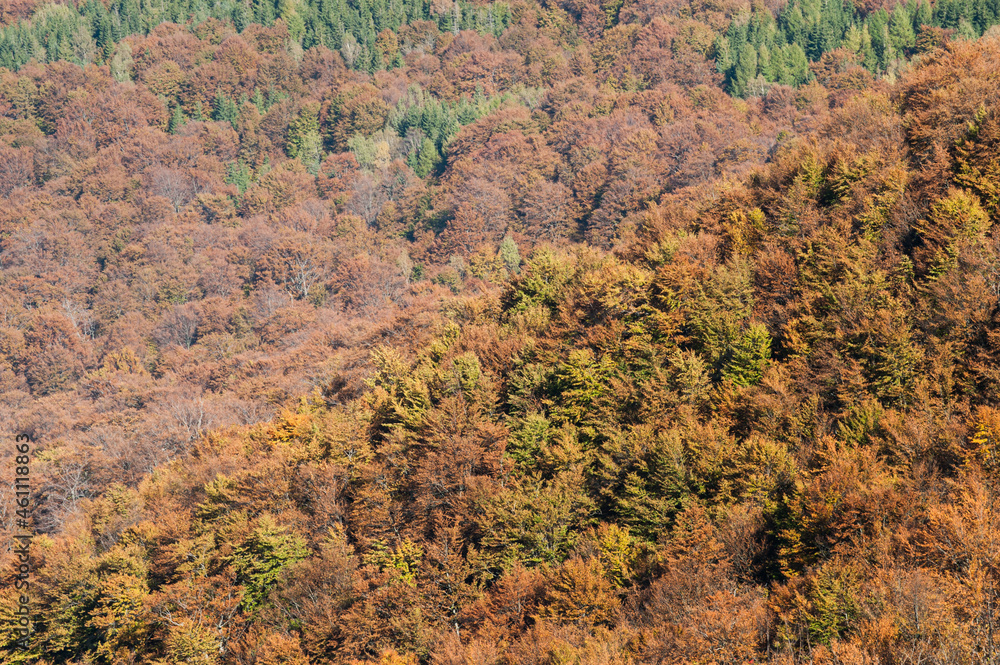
[1,0,1000,664]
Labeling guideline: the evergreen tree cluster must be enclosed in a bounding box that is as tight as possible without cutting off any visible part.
[718,0,1000,95]
[0,0,511,72]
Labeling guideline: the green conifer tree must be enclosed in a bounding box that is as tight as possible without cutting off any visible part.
[168,105,186,134]
[286,102,323,174]
[408,137,439,177]
[730,42,759,97]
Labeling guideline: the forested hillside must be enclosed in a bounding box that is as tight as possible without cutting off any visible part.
[1,0,1000,662]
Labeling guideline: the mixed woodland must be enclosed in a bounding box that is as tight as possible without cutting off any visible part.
[2,0,1000,662]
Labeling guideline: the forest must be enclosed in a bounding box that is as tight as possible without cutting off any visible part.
[1,0,1000,662]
